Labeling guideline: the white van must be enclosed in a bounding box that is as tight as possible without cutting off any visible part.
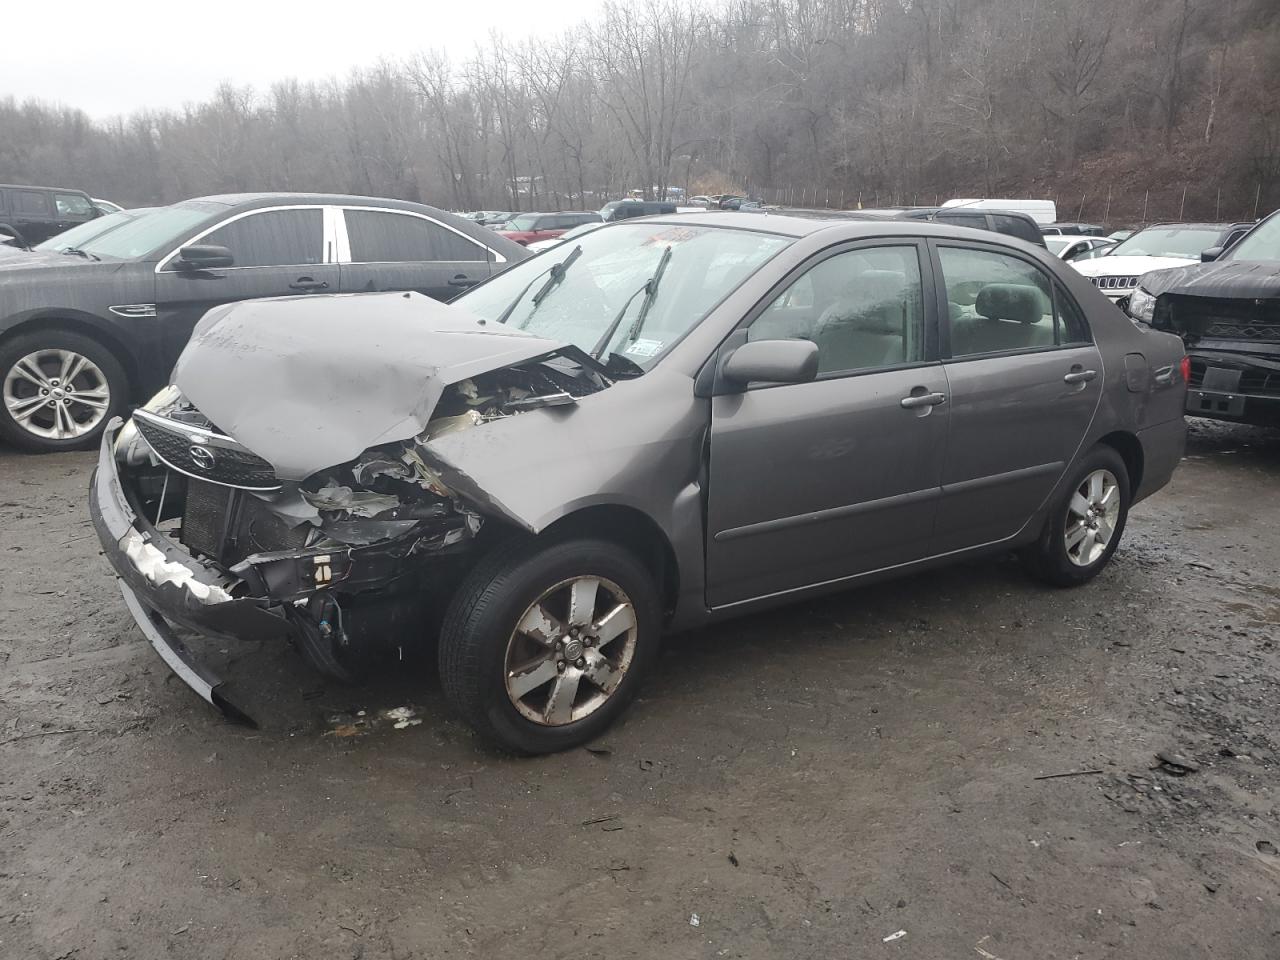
[942,198,1057,225]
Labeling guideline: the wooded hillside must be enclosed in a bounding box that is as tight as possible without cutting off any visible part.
[2,0,1277,224]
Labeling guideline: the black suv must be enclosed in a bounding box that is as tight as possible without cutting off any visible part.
[0,184,102,247]
[0,193,528,452]
[897,207,1048,247]
[1129,208,1280,426]
[599,200,678,222]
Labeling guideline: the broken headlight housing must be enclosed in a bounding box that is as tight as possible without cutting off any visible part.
[1128,286,1156,324]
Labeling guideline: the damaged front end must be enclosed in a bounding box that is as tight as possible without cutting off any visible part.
[90,329,611,725]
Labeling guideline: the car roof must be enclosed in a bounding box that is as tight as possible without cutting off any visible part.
[0,183,91,195]
[1141,221,1240,231]
[638,210,1055,244]
[187,192,458,212]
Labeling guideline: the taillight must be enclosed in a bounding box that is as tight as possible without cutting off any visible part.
[1180,355,1191,384]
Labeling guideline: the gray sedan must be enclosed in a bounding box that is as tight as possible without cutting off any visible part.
[90,213,1189,753]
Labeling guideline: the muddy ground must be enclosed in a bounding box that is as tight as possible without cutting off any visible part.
[2,419,1278,960]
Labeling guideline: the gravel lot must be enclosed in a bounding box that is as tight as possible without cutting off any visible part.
[2,418,1278,959]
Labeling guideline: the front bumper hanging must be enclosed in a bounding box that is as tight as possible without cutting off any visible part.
[90,418,289,725]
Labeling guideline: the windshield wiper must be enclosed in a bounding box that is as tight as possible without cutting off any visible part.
[530,245,582,310]
[590,245,673,360]
[61,247,100,261]
[624,245,672,344]
[493,245,582,328]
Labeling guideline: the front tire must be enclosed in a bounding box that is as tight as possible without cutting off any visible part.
[438,537,662,754]
[1022,445,1130,587]
[0,329,128,452]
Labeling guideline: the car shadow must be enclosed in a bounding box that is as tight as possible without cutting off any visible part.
[1185,416,1280,470]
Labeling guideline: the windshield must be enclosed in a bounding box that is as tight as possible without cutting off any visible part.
[456,222,792,369]
[1044,237,1072,255]
[33,209,147,252]
[558,222,603,242]
[1224,214,1279,261]
[1110,226,1223,259]
[505,215,540,232]
[76,202,222,260]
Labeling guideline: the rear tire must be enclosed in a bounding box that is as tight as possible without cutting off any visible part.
[1022,445,1130,587]
[0,329,128,452]
[438,537,661,754]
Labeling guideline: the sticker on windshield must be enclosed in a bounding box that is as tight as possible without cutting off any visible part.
[643,227,700,246]
[624,338,664,359]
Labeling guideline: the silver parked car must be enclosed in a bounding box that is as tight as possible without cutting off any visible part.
[90,214,1189,753]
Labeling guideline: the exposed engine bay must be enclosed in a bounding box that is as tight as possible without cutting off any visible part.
[109,347,610,681]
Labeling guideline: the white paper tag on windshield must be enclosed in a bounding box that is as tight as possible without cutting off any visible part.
[624,338,663,358]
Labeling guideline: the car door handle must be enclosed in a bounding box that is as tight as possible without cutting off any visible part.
[289,278,329,291]
[1063,369,1097,384]
[900,391,947,409]
[448,275,480,288]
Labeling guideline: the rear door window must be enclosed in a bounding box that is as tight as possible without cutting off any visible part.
[202,208,323,267]
[346,209,486,262]
[937,245,1058,356]
[14,190,52,217]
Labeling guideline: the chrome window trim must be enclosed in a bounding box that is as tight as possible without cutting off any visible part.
[153,204,336,274]
[108,303,158,318]
[337,205,506,265]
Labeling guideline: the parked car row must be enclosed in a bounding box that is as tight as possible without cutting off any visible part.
[0,193,528,452]
[1068,221,1254,309]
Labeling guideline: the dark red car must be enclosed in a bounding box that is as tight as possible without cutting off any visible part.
[497,211,601,246]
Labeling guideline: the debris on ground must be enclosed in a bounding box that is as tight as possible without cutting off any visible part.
[882,929,907,942]
[383,706,423,729]
[1154,751,1199,776]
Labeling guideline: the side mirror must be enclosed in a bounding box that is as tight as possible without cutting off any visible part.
[1200,246,1224,263]
[722,339,819,389]
[177,244,234,270]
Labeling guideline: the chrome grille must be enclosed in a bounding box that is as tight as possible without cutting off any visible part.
[133,409,280,491]
[1090,275,1139,291]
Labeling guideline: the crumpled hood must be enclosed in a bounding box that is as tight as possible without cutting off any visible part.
[1072,255,1195,278]
[172,291,568,481]
[1139,258,1280,299]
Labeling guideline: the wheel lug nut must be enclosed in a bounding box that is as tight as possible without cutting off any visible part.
[575,657,586,668]
[556,661,566,672]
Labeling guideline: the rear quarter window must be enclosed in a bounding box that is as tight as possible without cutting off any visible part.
[991,214,1043,245]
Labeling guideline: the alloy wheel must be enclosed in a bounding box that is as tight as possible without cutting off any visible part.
[3,349,111,441]
[504,575,638,726]
[1064,468,1120,567]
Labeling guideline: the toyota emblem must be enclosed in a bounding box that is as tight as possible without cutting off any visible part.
[189,445,217,470]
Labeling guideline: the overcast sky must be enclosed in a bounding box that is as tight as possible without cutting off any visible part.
[4,0,608,119]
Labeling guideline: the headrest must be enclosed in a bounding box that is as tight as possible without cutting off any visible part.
[974,283,1049,324]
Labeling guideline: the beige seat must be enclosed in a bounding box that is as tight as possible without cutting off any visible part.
[950,283,1053,355]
